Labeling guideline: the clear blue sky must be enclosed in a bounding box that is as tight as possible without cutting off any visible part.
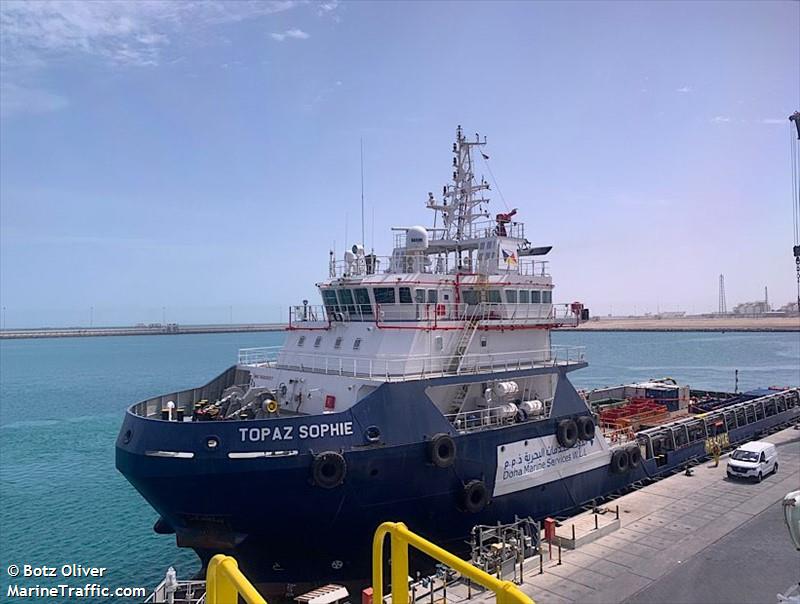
[1,0,798,327]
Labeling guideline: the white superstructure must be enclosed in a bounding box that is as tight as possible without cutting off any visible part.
[240,126,585,419]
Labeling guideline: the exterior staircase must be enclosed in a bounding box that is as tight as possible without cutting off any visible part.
[446,316,481,413]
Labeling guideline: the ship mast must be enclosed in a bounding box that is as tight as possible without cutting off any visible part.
[427,126,491,246]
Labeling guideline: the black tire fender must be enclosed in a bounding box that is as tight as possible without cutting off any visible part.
[627,445,642,469]
[462,480,489,514]
[556,419,579,448]
[312,451,347,489]
[610,448,630,474]
[428,433,457,468]
[576,416,596,441]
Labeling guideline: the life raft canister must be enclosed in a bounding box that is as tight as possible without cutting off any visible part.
[428,433,456,468]
[556,418,579,448]
[576,415,596,441]
[312,451,347,489]
[610,448,630,474]
[461,479,490,513]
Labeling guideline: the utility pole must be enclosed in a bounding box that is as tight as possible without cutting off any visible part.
[790,111,800,312]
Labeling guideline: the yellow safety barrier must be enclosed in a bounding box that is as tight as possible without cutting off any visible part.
[372,522,534,604]
[206,554,267,604]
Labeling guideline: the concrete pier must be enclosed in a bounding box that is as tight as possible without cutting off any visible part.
[445,426,800,604]
[0,323,286,339]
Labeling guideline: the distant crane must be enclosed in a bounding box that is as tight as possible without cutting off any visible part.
[718,274,727,314]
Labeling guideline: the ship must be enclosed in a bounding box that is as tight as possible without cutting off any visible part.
[116,126,800,586]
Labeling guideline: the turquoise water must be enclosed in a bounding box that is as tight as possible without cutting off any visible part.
[0,331,797,600]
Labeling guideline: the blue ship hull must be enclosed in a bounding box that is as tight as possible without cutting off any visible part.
[115,367,800,584]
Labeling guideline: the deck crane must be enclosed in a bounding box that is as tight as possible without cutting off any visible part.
[791,111,800,312]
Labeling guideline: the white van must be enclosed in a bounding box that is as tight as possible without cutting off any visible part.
[726,441,778,482]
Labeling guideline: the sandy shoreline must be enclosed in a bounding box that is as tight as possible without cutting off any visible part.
[561,316,799,332]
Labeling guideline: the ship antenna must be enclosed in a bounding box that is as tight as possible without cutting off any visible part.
[361,137,366,246]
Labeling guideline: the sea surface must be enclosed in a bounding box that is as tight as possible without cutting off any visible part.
[0,331,798,601]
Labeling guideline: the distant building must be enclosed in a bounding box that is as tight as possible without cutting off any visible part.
[732,301,770,315]
[779,301,799,314]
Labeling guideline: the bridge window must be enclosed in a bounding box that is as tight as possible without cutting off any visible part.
[337,289,356,314]
[542,290,552,304]
[414,289,425,303]
[314,336,323,348]
[519,290,530,303]
[298,336,306,347]
[353,338,362,351]
[487,290,502,304]
[399,287,413,304]
[354,288,372,317]
[506,290,517,303]
[374,288,395,305]
[322,289,339,312]
[462,289,479,305]
[427,289,438,303]
[334,337,343,349]
[530,290,541,303]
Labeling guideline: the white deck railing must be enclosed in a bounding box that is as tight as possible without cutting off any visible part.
[238,346,282,365]
[289,302,578,327]
[238,345,586,381]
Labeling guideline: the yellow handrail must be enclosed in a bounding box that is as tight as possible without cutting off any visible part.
[372,522,534,604]
[206,554,267,604]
